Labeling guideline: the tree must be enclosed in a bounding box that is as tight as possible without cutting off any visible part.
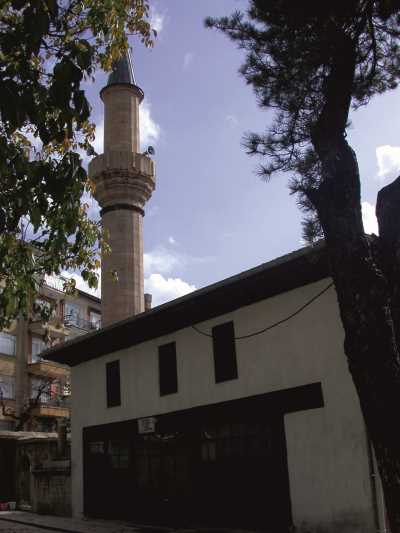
[0,374,61,431]
[0,0,156,329]
[206,1,400,530]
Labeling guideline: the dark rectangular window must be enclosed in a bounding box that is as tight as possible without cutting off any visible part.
[106,360,121,407]
[158,342,178,396]
[212,321,238,383]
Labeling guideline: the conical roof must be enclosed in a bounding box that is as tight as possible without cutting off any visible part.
[106,48,136,87]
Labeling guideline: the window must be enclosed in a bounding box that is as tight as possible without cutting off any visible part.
[158,342,178,396]
[0,419,15,430]
[33,298,55,320]
[31,337,47,363]
[89,310,101,330]
[64,302,83,327]
[0,332,16,356]
[31,377,51,404]
[106,360,121,407]
[0,375,15,399]
[212,321,238,383]
[109,440,129,469]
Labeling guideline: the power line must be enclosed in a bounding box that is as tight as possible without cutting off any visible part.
[191,282,334,340]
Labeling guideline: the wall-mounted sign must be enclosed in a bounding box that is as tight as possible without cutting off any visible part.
[138,416,157,434]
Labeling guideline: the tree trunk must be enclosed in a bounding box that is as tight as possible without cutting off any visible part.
[376,176,400,345]
[310,136,400,532]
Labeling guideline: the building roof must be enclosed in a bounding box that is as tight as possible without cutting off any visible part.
[43,242,330,367]
[105,49,136,88]
[76,289,101,305]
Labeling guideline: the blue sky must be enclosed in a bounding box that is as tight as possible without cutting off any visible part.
[74,0,400,306]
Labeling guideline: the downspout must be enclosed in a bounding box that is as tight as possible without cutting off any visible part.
[366,433,388,533]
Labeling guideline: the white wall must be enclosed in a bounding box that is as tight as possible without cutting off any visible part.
[71,278,377,532]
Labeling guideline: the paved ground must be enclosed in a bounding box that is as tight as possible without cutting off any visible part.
[0,511,166,533]
[0,512,258,533]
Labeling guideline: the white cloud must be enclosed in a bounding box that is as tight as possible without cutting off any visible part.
[168,236,176,245]
[150,7,164,35]
[144,246,213,277]
[144,273,196,306]
[140,100,161,148]
[88,98,160,159]
[60,244,204,309]
[92,121,104,155]
[362,201,379,235]
[144,246,182,275]
[60,269,101,298]
[81,190,100,221]
[376,145,400,180]
[183,52,194,69]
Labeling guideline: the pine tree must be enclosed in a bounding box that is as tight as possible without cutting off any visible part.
[207,1,400,529]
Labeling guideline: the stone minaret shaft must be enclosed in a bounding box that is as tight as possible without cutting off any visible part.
[89,51,155,326]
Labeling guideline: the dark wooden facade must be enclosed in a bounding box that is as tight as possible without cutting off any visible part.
[83,383,323,531]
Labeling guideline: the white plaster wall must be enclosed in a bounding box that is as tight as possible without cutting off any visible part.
[71,278,376,532]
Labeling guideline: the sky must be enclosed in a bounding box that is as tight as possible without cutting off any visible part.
[71,0,400,306]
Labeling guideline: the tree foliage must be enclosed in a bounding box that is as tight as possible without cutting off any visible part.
[207,2,400,531]
[206,0,400,239]
[0,0,155,328]
[0,374,63,431]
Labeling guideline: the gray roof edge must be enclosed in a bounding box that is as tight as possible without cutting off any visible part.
[42,241,327,362]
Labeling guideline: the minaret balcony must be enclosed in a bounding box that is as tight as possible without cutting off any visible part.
[89,151,155,179]
[89,151,156,209]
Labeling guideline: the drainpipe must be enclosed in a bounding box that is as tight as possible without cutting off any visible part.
[366,433,388,533]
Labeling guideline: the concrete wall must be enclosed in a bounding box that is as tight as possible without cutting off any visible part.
[70,278,379,532]
[32,462,71,517]
[16,437,71,516]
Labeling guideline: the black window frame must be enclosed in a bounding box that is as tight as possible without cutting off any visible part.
[158,342,178,396]
[212,321,238,383]
[106,360,121,408]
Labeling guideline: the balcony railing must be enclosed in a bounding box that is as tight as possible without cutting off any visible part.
[31,395,70,408]
[63,313,101,331]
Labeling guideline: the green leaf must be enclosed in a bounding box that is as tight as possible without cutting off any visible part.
[30,206,41,231]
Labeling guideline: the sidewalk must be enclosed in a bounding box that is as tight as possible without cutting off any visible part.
[0,511,173,533]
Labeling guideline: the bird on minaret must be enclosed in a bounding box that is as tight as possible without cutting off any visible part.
[89,49,156,326]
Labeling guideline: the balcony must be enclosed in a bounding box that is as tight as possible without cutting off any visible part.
[29,314,69,339]
[63,313,101,332]
[31,396,70,419]
[28,360,69,379]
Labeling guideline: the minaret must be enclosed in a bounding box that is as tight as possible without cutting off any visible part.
[89,50,155,326]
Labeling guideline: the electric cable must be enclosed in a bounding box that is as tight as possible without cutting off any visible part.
[191,281,334,340]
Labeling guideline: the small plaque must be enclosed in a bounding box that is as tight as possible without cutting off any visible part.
[138,416,157,434]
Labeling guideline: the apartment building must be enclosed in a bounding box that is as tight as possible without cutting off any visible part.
[0,279,101,432]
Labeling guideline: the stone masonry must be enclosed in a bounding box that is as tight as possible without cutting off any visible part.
[89,52,155,326]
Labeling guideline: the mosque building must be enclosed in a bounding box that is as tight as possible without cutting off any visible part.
[46,51,388,533]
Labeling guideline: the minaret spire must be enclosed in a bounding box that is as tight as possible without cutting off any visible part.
[89,49,156,326]
[105,48,136,87]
